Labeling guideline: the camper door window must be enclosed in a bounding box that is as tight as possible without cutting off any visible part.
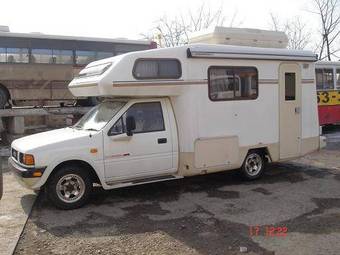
[208,66,258,101]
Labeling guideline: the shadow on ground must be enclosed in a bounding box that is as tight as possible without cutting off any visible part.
[15,160,340,255]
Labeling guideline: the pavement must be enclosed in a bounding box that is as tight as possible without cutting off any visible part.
[1,127,340,255]
[0,158,36,255]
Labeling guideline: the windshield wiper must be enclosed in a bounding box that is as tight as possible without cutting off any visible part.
[84,128,99,132]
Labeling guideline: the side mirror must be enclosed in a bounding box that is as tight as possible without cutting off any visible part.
[126,115,136,136]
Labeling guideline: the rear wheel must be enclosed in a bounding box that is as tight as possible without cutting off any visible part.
[240,150,265,180]
[0,86,9,109]
[47,165,92,210]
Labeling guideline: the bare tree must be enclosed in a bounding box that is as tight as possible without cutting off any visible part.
[143,3,241,47]
[269,13,311,50]
[311,0,340,60]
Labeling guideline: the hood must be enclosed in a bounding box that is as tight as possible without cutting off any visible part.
[12,127,95,153]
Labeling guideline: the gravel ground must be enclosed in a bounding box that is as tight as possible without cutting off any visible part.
[12,129,340,255]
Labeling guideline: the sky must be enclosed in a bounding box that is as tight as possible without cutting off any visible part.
[0,0,320,48]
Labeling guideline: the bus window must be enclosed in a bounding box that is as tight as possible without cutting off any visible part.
[31,49,53,64]
[76,51,96,65]
[7,48,29,63]
[315,69,323,90]
[316,68,334,90]
[53,50,73,64]
[337,69,340,89]
[0,48,5,62]
[324,69,334,89]
[96,52,114,60]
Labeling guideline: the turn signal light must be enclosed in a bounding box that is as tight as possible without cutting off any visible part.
[32,171,42,177]
[90,148,98,154]
[23,154,35,165]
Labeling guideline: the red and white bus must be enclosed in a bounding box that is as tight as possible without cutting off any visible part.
[316,61,340,126]
[0,27,156,108]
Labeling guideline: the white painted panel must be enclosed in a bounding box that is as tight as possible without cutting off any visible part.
[194,136,239,168]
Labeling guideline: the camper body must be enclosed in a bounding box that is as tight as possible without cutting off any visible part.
[9,42,325,209]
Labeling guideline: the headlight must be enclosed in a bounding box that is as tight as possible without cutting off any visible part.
[22,154,35,166]
[77,62,112,78]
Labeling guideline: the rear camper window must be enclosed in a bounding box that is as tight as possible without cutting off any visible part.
[208,66,258,101]
[133,59,181,79]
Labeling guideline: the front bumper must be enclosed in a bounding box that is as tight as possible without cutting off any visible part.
[8,157,46,189]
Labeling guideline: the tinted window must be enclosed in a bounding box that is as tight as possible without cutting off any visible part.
[315,68,334,90]
[133,59,181,79]
[0,48,5,62]
[208,67,258,101]
[96,52,114,60]
[31,49,53,63]
[6,48,29,63]
[53,50,73,64]
[337,69,340,89]
[76,50,96,65]
[285,73,296,101]
[110,102,165,135]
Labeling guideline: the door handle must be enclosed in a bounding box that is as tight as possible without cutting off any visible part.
[295,107,300,114]
[158,138,167,144]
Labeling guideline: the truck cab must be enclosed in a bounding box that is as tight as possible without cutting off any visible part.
[9,97,178,209]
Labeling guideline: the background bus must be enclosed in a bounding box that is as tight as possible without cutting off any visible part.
[0,26,156,108]
[316,61,340,126]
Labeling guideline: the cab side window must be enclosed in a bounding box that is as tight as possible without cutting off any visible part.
[109,102,165,136]
[110,117,124,136]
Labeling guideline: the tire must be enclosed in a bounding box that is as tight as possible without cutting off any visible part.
[0,86,9,109]
[47,165,92,210]
[240,150,265,180]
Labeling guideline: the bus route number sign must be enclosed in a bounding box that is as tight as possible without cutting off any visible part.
[317,91,340,106]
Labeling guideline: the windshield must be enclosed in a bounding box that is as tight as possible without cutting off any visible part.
[74,101,126,131]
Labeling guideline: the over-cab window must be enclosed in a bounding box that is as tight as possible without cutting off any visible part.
[208,66,258,101]
[109,102,165,136]
[133,59,181,79]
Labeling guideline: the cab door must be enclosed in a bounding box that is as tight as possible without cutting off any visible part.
[103,99,175,182]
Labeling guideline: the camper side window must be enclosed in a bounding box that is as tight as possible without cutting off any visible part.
[109,102,165,135]
[133,59,181,79]
[208,67,258,101]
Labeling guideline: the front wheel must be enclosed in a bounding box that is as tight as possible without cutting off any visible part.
[240,150,265,180]
[47,165,92,210]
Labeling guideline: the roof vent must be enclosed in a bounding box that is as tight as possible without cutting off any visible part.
[189,27,288,49]
[0,26,10,32]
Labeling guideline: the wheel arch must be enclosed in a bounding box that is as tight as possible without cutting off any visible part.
[48,159,101,185]
[0,83,10,98]
[245,147,272,163]
[0,83,11,106]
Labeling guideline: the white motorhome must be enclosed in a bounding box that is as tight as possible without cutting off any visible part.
[9,28,325,209]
